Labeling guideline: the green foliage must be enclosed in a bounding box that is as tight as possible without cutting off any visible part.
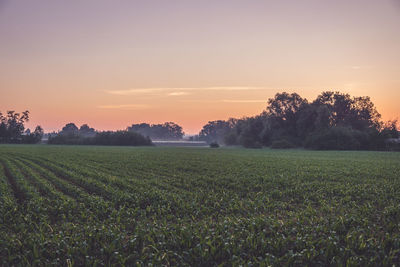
[209,142,220,148]
[223,132,237,145]
[48,131,153,146]
[304,127,369,150]
[22,126,44,144]
[199,119,237,144]
[239,137,262,149]
[0,110,43,144]
[199,91,399,150]
[270,139,296,149]
[128,122,184,140]
[1,145,400,265]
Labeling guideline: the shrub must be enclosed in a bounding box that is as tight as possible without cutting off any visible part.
[305,127,365,150]
[209,142,220,148]
[89,131,153,146]
[223,132,237,145]
[48,131,153,146]
[270,139,296,149]
[238,135,262,148]
[48,134,83,145]
[244,142,262,149]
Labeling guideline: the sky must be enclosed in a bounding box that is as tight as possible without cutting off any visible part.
[1,0,399,134]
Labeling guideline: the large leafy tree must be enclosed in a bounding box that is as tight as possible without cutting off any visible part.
[160,122,184,140]
[198,91,395,150]
[79,124,96,137]
[0,110,43,143]
[61,123,79,135]
[350,96,381,130]
[264,92,308,138]
[0,110,30,143]
[312,91,381,130]
[199,119,237,144]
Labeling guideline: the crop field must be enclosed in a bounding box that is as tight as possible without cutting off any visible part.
[0,145,400,266]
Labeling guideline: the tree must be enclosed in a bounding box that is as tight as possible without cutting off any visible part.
[199,119,237,144]
[160,122,184,140]
[33,126,44,140]
[198,91,394,150]
[89,131,153,146]
[79,124,96,137]
[61,123,79,135]
[312,91,381,131]
[128,122,184,140]
[350,96,381,130]
[236,116,264,148]
[49,129,153,146]
[127,123,151,136]
[23,125,44,144]
[264,92,308,142]
[296,103,331,140]
[381,120,399,139]
[0,110,30,143]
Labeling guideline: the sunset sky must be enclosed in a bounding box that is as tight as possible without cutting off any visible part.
[1,0,399,134]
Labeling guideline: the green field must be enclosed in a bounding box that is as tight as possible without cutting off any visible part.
[0,145,400,266]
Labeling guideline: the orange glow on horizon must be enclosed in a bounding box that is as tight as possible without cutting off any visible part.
[16,88,400,135]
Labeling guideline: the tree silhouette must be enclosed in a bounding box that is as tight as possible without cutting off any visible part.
[0,110,42,143]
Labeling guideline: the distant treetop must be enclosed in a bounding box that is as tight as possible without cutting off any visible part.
[128,122,184,140]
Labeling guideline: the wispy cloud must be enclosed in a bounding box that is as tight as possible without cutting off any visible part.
[348,65,373,70]
[97,104,149,110]
[168,91,190,96]
[105,88,163,95]
[106,86,267,95]
[201,86,266,91]
[222,99,266,103]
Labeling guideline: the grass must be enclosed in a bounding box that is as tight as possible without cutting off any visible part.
[0,145,400,266]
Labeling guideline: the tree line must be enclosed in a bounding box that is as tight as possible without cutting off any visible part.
[46,122,185,145]
[0,115,186,146]
[127,122,184,140]
[47,123,153,146]
[2,91,399,150]
[197,91,399,150]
